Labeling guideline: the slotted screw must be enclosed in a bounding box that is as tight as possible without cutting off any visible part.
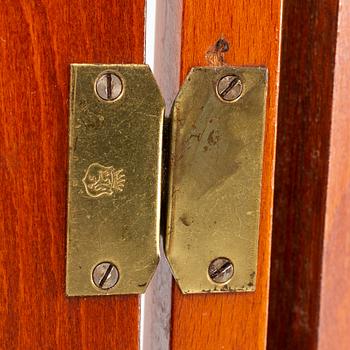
[216,75,243,102]
[92,262,119,290]
[208,257,234,284]
[95,72,123,101]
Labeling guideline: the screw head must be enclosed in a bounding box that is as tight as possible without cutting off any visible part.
[92,262,119,290]
[208,257,234,284]
[95,72,123,101]
[216,75,243,102]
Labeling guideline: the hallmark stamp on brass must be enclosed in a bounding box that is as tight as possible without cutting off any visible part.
[67,64,164,296]
[82,163,126,198]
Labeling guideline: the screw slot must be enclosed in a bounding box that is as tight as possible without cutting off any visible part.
[95,72,123,101]
[208,257,234,284]
[216,75,243,102]
[92,262,119,290]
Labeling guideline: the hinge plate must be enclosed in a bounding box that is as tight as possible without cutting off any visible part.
[66,64,164,296]
[166,66,267,294]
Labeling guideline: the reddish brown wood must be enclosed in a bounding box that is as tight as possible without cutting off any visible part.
[318,2,350,349]
[0,1,144,348]
[267,0,342,349]
[170,1,282,349]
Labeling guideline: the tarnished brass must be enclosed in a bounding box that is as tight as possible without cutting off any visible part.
[166,66,267,294]
[66,64,164,296]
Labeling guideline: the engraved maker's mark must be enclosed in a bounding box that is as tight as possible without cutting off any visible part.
[82,163,126,198]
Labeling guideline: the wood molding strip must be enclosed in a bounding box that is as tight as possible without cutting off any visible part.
[267,0,344,348]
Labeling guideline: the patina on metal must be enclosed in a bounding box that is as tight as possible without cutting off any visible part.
[166,66,267,294]
[66,64,164,296]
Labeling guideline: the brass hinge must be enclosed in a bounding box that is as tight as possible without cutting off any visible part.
[66,64,267,296]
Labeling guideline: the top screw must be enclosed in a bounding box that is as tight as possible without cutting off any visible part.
[216,75,243,102]
[95,72,123,101]
[92,262,119,290]
[208,257,234,284]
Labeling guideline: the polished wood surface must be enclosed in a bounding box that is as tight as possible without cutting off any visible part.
[318,2,350,349]
[318,1,350,350]
[267,1,341,349]
[170,1,282,349]
[0,1,144,348]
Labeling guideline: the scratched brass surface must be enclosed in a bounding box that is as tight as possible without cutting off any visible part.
[66,64,164,296]
[166,67,267,294]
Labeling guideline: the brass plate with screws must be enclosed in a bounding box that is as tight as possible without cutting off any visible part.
[66,64,164,296]
[166,66,267,294]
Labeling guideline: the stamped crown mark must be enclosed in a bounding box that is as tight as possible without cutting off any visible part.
[82,163,126,198]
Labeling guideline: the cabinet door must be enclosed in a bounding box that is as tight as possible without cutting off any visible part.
[4,1,348,350]
[0,1,144,349]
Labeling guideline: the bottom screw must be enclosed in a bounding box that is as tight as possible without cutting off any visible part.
[208,257,234,284]
[92,262,119,290]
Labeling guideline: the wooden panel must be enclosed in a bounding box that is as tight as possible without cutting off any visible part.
[318,2,350,349]
[0,1,144,348]
[170,1,282,349]
[267,1,340,349]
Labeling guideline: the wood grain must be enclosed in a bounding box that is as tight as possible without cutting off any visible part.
[0,1,144,349]
[170,1,282,349]
[267,1,341,349]
[318,1,350,349]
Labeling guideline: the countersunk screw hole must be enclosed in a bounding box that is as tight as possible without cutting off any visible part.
[92,262,119,290]
[216,75,243,102]
[95,72,123,101]
[208,257,234,284]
